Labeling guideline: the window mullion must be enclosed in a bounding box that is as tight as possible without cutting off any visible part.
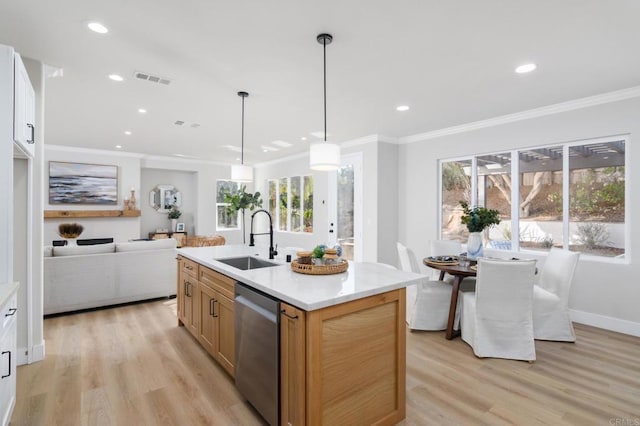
[511,150,520,251]
[562,145,570,250]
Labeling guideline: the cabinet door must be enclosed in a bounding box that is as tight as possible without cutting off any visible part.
[198,283,217,356]
[177,269,188,326]
[214,291,235,377]
[186,279,199,337]
[13,53,35,157]
[0,317,17,426]
[280,303,306,426]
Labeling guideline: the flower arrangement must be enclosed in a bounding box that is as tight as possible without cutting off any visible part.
[168,205,182,219]
[58,223,84,238]
[459,201,501,232]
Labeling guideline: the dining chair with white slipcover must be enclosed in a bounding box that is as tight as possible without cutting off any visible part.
[533,248,580,341]
[397,242,452,331]
[459,258,538,361]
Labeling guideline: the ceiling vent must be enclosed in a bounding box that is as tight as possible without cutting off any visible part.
[134,71,172,85]
[174,120,185,126]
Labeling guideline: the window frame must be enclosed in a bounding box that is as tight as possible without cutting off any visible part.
[438,134,628,262]
[268,174,314,234]
[215,180,241,231]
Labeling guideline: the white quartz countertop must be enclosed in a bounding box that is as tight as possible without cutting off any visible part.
[177,245,427,311]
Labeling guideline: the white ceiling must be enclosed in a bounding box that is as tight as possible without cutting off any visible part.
[1,1,639,165]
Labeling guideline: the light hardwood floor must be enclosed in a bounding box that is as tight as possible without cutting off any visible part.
[11,299,640,425]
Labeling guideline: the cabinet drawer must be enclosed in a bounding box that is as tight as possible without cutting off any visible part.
[1,293,17,333]
[180,257,198,277]
[200,266,236,299]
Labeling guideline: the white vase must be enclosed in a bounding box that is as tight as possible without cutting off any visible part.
[467,232,484,260]
[171,219,177,232]
[66,238,77,247]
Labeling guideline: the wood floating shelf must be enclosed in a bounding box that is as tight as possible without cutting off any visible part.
[44,209,141,219]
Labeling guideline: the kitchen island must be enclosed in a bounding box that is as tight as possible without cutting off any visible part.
[176,245,427,426]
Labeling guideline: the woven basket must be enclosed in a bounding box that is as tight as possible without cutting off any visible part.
[291,259,349,275]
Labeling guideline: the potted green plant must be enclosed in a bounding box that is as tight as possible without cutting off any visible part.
[459,201,501,259]
[222,184,263,244]
[168,205,182,232]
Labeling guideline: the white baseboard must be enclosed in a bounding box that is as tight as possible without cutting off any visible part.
[31,340,45,363]
[17,341,46,365]
[570,309,640,337]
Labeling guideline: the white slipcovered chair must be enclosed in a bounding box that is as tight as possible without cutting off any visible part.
[397,242,452,331]
[459,258,537,361]
[533,248,580,341]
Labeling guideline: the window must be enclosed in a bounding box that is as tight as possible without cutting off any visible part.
[439,136,626,258]
[216,180,239,230]
[268,175,314,233]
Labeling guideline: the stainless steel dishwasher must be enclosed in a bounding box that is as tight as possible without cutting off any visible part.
[234,282,280,426]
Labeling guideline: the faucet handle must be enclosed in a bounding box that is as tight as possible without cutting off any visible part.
[272,244,278,257]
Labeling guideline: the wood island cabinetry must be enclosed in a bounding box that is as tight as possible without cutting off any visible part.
[198,266,235,376]
[280,289,406,426]
[176,256,236,377]
[177,253,408,426]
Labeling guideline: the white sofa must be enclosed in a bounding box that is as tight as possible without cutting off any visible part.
[44,239,177,315]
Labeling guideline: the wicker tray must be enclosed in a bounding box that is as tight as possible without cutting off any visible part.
[291,259,349,275]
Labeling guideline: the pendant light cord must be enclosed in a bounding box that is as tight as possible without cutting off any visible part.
[241,94,245,165]
[323,37,327,143]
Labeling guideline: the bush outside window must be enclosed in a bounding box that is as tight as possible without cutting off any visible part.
[268,175,313,233]
[216,180,239,230]
[439,136,626,258]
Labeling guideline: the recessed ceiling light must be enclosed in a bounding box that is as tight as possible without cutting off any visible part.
[396,105,410,112]
[301,137,307,141]
[310,131,329,138]
[272,140,293,148]
[174,154,186,157]
[515,63,537,74]
[138,108,147,114]
[87,22,108,34]
[124,131,131,135]
[115,145,122,149]
[108,74,124,82]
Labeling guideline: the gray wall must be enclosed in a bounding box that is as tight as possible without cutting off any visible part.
[398,96,640,328]
[141,168,197,237]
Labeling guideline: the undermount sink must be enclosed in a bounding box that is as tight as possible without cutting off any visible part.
[215,256,279,271]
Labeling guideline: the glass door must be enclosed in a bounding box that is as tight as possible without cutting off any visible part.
[328,153,363,261]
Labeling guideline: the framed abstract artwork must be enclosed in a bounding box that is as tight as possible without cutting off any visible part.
[49,161,118,205]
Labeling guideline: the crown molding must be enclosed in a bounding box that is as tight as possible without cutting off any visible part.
[45,144,228,166]
[398,85,640,144]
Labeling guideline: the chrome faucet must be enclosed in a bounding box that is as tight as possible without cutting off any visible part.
[249,209,278,259]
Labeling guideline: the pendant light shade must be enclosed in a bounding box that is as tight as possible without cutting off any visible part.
[310,33,340,171]
[232,91,253,182]
[231,164,253,182]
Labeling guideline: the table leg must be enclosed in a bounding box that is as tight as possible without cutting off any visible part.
[445,276,462,340]
[438,271,446,281]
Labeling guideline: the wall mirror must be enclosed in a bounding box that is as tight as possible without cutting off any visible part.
[149,184,182,212]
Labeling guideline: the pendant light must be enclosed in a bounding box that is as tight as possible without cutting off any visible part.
[231,91,254,182]
[310,33,341,171]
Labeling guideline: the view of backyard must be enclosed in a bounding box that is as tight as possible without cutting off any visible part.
[441,139,626,257]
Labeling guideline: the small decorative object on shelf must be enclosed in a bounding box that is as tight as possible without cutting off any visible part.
[123,198,130,210]
[58,222,84,246]
[129,188,137,210]
[168,205,182,232]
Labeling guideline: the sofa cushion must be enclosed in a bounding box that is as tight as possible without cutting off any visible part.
[53,242,116,257]
[116,239,177,252]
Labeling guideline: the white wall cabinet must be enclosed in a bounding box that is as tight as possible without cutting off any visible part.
[13,53,35,158]
[0,288,18,426]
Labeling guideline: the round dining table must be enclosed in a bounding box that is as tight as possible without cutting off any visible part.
[423,259,477,340]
